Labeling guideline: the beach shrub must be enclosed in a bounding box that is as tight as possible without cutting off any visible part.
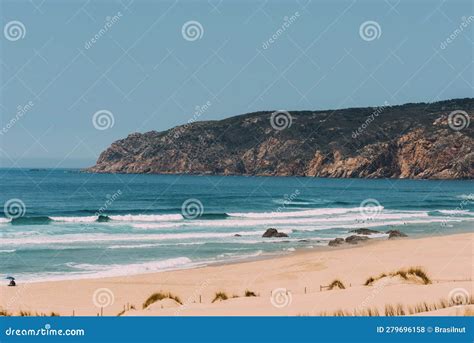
[142,291,182,309]
[328,279,346,290]
[244,290,257,297]
[364,277,375,286]
[212,292,228,303]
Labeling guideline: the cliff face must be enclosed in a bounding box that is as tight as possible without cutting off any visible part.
[87,99,474,179]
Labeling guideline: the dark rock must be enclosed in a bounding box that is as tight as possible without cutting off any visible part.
[85,99,474,180]
[97,215,110,222]
[386,230,408,239]
[234,234,242,237]
[350,228,379,235]
[345,235,369,244]
[298,239,310,243]
[328,238,345,247]
[262,228,289,238]
[275,233,289,237]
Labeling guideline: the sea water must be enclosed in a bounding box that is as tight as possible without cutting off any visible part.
[0,169,472,282]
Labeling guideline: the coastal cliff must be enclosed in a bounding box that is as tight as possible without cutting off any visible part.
[87,98,473,179]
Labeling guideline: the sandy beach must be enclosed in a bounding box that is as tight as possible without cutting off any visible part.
[1,233,472,316]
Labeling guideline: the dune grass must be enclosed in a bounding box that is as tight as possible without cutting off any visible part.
[364,267,431,286]
[327,279,346,290]
[212,292,229,303]
[0,308,11,316]
[244,290,258,297]
[319,295,473,316]
[384,303,405,316]
[142,292,182,309]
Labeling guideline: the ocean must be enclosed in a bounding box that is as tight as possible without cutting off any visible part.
[0,169,472,282]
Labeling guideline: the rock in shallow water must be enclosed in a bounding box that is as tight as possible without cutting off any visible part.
[386,230,408,239]
[262,228,289,238]
[350,228,380,235]
[345,235,370,244]
[328,238,345,247]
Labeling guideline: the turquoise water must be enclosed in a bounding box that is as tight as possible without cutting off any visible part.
[0,169,472,282]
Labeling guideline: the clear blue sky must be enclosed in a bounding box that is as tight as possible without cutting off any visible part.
[1,0,472,167]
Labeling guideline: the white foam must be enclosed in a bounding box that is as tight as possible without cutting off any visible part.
[217,250,263,259]
[109,214,182,222]
[437,210,471,215]
[0,218,11,224]
[130,211,430,229]
[107,242,205,249]
[132,222,183,229]
[0,230,263,245]
[62,257,194,278]
[229,207,371,218]
[457,194,474,201]
[50,216,98,223]
[292,218,464,231]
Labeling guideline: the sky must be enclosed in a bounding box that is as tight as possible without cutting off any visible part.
[0,0,472,168]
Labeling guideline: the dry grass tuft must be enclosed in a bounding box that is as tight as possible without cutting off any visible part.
[320,296,473,317]
[328,279,346,290]
[142,291,182,309]
[244,290,257,297]
[212,292,229,303]
[0,308,11,316]
[364,267,431,286]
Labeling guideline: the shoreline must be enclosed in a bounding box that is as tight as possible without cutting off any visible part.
[6,229,468,284]
[4,229,472,284]
[1,232,472,316]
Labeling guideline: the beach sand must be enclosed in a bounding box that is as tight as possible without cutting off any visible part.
[1,233,472,316]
